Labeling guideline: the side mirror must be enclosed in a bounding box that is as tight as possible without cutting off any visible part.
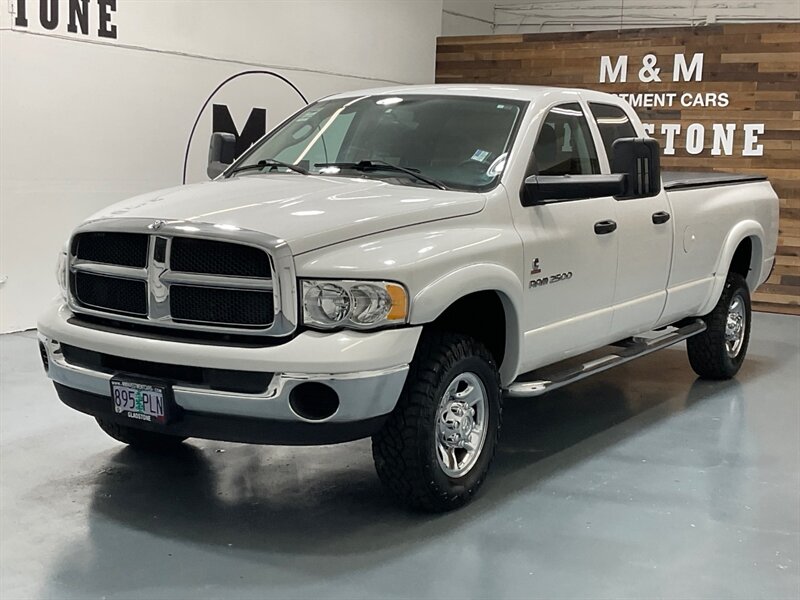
[207,132,237,179]
[521,174,626,206]
[611,137,661,199]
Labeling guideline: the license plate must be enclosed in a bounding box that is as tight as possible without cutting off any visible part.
[110,379,169,424]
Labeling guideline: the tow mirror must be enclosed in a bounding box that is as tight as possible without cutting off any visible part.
[611,137,661,199]
[207,132,237,179]
[521,174,626,206]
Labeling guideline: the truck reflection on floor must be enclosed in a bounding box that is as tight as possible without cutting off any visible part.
[78,352,746,541]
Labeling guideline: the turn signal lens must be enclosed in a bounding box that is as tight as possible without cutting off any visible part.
[385,283,408,321]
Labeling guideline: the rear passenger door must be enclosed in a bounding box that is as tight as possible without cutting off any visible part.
[588,102,673,337]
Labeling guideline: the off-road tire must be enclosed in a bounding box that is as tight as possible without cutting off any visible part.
[687,272,751,380]
[372,331,502,512]
[96,418,187,451]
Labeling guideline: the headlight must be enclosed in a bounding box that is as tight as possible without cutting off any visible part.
[55,248,68,300]
[301,280,408,330]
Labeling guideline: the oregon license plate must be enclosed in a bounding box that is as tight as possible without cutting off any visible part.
[110,379,169,424]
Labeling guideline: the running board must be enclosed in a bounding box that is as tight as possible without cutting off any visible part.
[504,319,706,398]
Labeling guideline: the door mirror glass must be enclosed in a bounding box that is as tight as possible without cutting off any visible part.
[611,137,662,199]
[207,132,237,179]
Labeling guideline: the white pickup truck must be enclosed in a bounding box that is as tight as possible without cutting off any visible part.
[38,85,779,511]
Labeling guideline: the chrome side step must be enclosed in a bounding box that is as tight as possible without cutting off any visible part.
[504,319,706,398]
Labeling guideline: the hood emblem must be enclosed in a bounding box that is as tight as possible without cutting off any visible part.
[150,220,166,231]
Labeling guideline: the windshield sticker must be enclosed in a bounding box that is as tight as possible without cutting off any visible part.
[471,149,490,162]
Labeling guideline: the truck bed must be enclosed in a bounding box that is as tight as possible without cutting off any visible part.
[662,171,767,191]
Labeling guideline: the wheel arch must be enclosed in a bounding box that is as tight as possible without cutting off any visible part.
[409,264,523,386]
[697,221,765,315]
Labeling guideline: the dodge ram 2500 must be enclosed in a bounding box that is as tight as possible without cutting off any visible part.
[38,85,779,511]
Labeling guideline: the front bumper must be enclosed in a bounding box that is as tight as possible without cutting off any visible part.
[38,301,420,444]
[53,384,392,445]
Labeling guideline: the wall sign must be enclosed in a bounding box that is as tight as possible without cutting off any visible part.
[598,52,764,156]
[183,70,308,184]
[12,0,118,38]
[436,23,800,314]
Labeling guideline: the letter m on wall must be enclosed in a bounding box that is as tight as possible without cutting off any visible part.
[212,104,267,156]
[599,55,628,83]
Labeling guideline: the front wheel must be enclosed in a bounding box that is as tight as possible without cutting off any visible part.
[687,272,752,380]
[372,332,502,512]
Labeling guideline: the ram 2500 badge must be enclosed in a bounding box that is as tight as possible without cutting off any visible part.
[38,85,779,511]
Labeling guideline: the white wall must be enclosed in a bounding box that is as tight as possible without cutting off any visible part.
[493,0,799,33]
[0,0,444,332]
[442,0,495,35]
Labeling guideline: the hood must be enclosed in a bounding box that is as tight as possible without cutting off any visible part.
[89,174,485,254]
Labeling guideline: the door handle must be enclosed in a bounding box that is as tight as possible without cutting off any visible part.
[594,220,617,235]
[652,211,671,224]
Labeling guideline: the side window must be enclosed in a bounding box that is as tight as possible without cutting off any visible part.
[533,103,600,176]
[588,103,637,160]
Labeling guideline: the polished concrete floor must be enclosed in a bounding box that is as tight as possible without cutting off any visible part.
[1,313,799,599]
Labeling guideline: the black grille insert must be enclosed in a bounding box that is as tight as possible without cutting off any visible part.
[170,286,273,327]
[72,232,149,267]
[170,238,271,278]
[60,344,272,394]
[72,272,148,316]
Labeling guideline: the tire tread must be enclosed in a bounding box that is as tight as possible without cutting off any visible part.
[687,272,751,380]
[372,331,501,512]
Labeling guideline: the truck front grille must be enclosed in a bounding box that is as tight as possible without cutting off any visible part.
[68,228,281,335]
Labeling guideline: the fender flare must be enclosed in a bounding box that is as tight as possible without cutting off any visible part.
[697,220,765,315]
[410,263,524,385]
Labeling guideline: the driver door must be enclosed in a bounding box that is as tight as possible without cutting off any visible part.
[512,103,619,373]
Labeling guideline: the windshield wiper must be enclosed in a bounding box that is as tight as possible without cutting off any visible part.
[315,160,448,190]
[228,159,308,177]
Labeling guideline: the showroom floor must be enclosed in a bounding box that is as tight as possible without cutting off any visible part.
[1,313,798,600]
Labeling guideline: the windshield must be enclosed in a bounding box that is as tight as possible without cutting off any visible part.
[228,95,527,191]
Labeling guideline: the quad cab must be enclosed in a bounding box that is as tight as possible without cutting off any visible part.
[39,85,779,511]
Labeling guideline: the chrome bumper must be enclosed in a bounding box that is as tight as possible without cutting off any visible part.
[39,336,409,424]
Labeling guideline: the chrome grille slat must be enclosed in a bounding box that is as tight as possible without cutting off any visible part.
[160,271,273,290]
[72,261,148,280]
[66,219,297,337]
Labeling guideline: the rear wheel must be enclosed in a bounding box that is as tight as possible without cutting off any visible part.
[687,272,751,380]
[372,332,502,512]
[96,418,186,451]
